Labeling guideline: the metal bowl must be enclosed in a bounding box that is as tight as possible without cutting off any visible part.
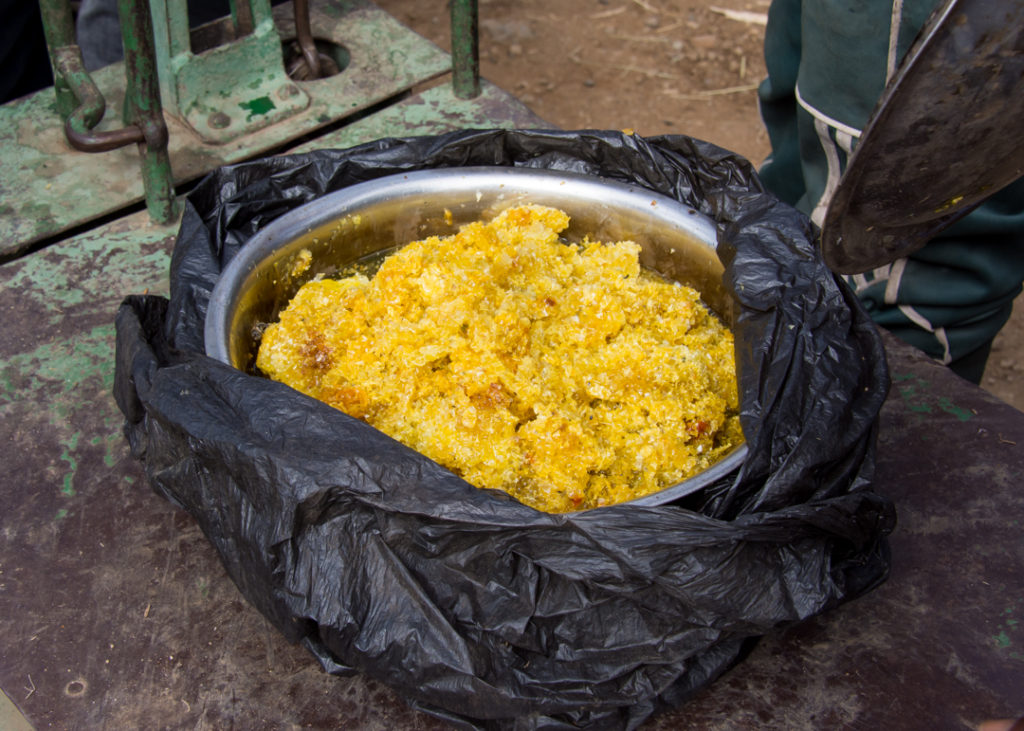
[205,166,745,507]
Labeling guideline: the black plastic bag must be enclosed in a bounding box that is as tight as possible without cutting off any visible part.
[114,129,894,729]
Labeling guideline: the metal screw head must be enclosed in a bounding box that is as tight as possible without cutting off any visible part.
[277,84,300,100]
[208,112,231,129]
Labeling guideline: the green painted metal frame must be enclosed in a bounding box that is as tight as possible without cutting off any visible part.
[117,0,178,223]
[37,0,81,119]
[0,0,459,258]
[148,0,311,143]
[450,0,480,99]
[37,0,177,223]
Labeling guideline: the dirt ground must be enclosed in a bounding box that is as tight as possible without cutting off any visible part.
[376,0,1024,410]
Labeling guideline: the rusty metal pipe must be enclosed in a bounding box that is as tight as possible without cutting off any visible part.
[38,0,88,118]
[450,0,480,99]
[118,0,177,223]
[53,47,106,130]
[38,0,76,46]
[65,114,146,153]
[294,0,322,79]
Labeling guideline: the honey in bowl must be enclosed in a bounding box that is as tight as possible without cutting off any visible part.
[256,204,742,513]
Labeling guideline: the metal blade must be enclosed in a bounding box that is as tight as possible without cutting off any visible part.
[821,0,1024,274]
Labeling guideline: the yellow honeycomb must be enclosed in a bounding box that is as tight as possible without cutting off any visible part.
[257,204,741,512]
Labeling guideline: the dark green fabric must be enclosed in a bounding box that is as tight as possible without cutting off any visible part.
[757,0,1024,384]
[758,0,805,206]
[798,0,891,126]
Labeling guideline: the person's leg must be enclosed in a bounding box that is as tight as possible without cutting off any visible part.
[76,0,124,70]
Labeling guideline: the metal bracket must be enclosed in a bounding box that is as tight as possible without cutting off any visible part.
[148,0,310,144]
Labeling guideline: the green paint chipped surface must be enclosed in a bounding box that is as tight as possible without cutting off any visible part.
[936,396,973,421]
[60,432,81,497]
[894,373,974,422]
[993,603,1022,660]
[240,96,277,120]
[0,211,177,514]
[2,218,175,323]
[0,1,451,255]
[0,324,119,409]
[293,81,546,153]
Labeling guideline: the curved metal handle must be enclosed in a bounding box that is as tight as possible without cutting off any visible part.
[53,46,146,153]
[293,0,322,79]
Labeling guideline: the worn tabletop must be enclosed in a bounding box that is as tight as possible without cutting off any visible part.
[1,94,1021,731]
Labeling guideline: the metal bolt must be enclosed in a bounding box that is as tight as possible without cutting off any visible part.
[208,112,231,129]
[277,84,300,100]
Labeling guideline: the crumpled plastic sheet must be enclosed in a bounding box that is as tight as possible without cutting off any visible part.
[114,129,895,729]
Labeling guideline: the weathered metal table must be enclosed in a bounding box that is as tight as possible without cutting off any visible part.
[1,3,1022,729]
